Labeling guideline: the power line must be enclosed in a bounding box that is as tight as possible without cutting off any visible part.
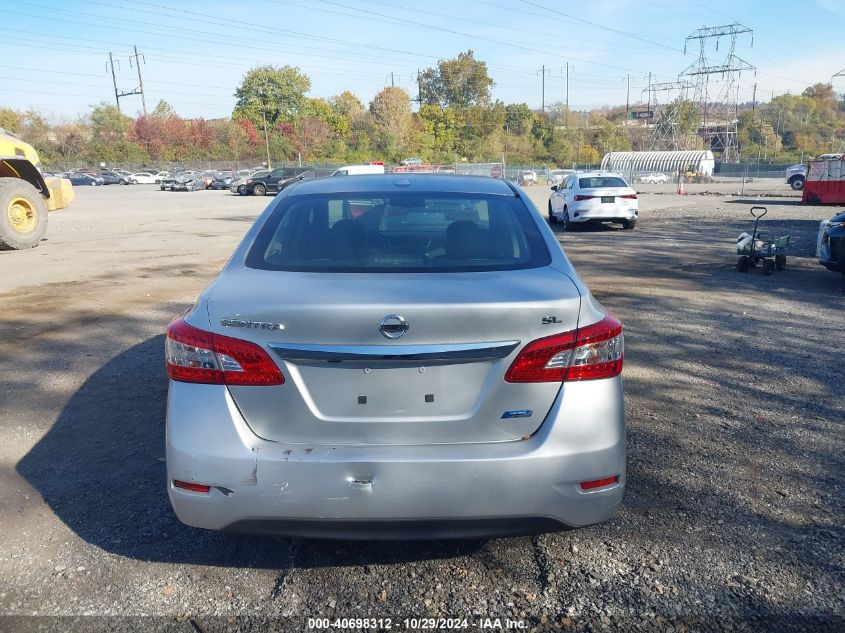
[515,0,683,52]
[688,0,840,56]
[4,3,436,68]
[0,75,237,100]
[8,1,564,82]
[85,0,435,62]
[5,28,422,82]
[294,0,652,74]
[332,0,671,53]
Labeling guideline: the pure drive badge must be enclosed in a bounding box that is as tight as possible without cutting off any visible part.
[220,318,284,331]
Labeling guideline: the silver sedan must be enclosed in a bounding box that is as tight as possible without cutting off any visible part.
[165,174,626,539]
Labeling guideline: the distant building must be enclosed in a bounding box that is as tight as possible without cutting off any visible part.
[601,150,715,176]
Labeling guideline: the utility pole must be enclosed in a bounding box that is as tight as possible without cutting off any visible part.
[832,68,845,110]
[262,106,271,169]
[416,68,422,104]
[108,52,120,110]
[626,74,630,119]
[646,72,652,128]
[502,121,507,182]
[565,63,570,126]
[130,45,147,115]
[751,82,757,112]
[256,91,272,170]
[537,65,550,111]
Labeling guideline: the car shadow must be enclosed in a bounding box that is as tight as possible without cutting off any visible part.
[15,335,485,568]
[727,198,808,206]
[550,221,628,234]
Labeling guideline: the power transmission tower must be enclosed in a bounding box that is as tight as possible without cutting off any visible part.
[680,23,755,162]
[107,47,146,113]
[642,81,695,150]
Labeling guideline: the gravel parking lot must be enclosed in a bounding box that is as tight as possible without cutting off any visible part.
[1,183,843,631]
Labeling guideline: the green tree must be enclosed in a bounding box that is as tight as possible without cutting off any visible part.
[417,104,458,159]
[590,116,631,154]
[504,103,534,136]
[580,144,600,164]
[330,91,364,118]
[419,50,494,108]
[0,108,22,133]
[151,99,177,119]
[802,83,837,114]
[90,103,131,144]
[303,98,348,137]
[369,87,412,158]
[233,65,311,128]
[454,102,506,160]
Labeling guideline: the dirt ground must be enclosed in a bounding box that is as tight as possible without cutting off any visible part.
[0,183,842,631]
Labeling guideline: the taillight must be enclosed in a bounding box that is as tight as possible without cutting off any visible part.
[165,317,284,386]
[621,194,637,199]
[580,475,619,490]
[505,314,623,383]
[573,194,594,201]
[173,480,211,493]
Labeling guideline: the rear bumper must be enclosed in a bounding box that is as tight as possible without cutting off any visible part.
[570,203,638,222]
[166,379,626,539]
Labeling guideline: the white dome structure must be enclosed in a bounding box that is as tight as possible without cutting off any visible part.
[601,150,715,176]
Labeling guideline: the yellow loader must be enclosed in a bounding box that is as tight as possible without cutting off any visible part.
[0,128,74,250]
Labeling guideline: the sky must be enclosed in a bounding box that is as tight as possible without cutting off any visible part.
[2,0,844,121]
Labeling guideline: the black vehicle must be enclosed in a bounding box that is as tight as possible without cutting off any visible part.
[98,170,132,185]
[242,167,318,196]
[210,171,235,190]
[67,173,104,186]
[817,210,845,274]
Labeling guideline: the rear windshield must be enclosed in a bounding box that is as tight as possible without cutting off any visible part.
[579,176,628,189]
[245,192,550,273]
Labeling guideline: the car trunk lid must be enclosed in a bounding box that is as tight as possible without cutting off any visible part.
[207,267,582,446]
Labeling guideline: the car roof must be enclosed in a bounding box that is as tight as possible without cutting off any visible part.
[577,171,625,178]
[286,173,517,196]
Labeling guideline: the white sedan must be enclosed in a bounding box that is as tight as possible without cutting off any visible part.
[548,172,639,230]
[638,172,668,184]
[129,171,170,184]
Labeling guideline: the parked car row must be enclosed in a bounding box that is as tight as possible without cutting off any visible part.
[54,168,135,186]
[633,172,669,184]
[50,167,268,188]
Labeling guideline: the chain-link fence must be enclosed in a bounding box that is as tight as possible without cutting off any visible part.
[45,159,348,174]
[454,163,605,186]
